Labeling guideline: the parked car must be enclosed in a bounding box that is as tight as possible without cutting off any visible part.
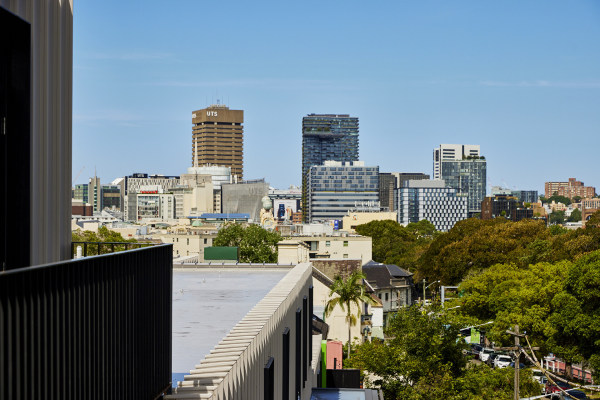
[479,348,494,363]
[493,354,512,368]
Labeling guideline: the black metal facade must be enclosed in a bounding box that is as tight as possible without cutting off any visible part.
[0,244,173,400]
[0,7,31,270]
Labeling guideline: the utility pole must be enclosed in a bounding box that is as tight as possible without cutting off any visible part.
[422,278,426,304]
[514,325,520,400]
[501,325,540,400]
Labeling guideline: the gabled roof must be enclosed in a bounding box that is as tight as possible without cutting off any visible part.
[362,260,413,290]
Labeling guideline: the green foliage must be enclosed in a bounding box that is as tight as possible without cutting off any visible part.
[547,195,572,206]
[457,250,600,380]
[568,208,582,222]
[346,307,539,399]
[355,220,437,271]
[549,210,565,225]
[418,218,548,284]
[72,226,137,255]
[213,223,281,263]
[325,270,375,357]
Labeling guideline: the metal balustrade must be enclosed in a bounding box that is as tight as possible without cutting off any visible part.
[0,244,173,400]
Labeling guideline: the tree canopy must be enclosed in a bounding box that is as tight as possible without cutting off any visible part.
[72,226,138,254]
[346,306,539,399]
[456,250,600,380]
[213,223,281,263]
[354,220,437,271]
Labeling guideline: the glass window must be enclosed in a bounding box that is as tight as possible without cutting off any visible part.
[343,241,348,247]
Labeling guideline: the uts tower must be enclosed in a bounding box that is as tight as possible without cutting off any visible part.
[192,104,244,181]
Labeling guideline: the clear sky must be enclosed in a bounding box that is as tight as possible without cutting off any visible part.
[73,1,600,194]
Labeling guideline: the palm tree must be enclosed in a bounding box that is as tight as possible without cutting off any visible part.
[324,270,375,358]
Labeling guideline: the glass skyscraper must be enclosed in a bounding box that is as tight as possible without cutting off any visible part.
[440,160,486,217]
[302,114,359,221]
[433,144,486,217]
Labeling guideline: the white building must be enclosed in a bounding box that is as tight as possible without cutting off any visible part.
[396,179,468,232]
[433,144,480,180]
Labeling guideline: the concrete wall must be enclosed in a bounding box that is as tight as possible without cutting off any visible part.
[278,240,310,265]
[1,0,73,265]
[221,180,269,222]
[167,263,317,400]
[311,259,361,281]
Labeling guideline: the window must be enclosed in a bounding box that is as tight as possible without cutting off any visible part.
[187,238,189,245]
[343,241,348,247]
[204,238,208,244]
[326,241,330,247]
[385,293,389,301]
[343,254,348,259]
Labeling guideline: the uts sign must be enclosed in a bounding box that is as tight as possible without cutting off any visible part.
[206,111,218,117]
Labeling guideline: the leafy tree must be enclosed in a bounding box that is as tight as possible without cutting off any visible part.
[547,251,600,380]
[547,195,571,206]
[355,220,436,271]
[72,226,137,255]
[549,210,565,225]
[539,196,548,204]
[567,208,582,222]
[213,223,281,263]
[325,270,375,357]
[346,306,538,399]
[458,251,600,381]
[418,218,548,284]
[573,196,582,203]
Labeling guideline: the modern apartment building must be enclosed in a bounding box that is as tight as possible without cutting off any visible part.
[492,187,539,204]
[302,114,359,220]
[433,144,480,180]
[307,161,379,223]
[192,104,244,181]
[433,144,486,217]
[396,179,468,232]
[379,172,430,211]
[545,178,596,200]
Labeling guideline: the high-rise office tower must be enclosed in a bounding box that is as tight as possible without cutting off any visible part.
[301,114,359,220]
[192,104,244,181]
[433,144,486,217]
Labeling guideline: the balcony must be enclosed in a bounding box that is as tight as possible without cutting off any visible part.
[0,244,173,400]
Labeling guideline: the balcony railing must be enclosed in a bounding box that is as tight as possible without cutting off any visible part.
[71,241,155,258]
[1,244,173,400]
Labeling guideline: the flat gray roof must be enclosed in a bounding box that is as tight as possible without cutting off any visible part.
[172,268,289,374]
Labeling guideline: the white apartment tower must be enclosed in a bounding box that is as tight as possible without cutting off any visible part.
[433,144,480,179]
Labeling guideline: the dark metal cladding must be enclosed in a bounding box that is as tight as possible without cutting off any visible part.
[0,244,173,400]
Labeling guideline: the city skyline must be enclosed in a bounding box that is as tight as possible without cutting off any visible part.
[73,1,600,194]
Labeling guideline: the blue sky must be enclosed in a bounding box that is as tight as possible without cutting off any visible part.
[73,1,600,194]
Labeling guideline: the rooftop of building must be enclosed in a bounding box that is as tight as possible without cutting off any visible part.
[172,267,289,382]
[363,260,414,289]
